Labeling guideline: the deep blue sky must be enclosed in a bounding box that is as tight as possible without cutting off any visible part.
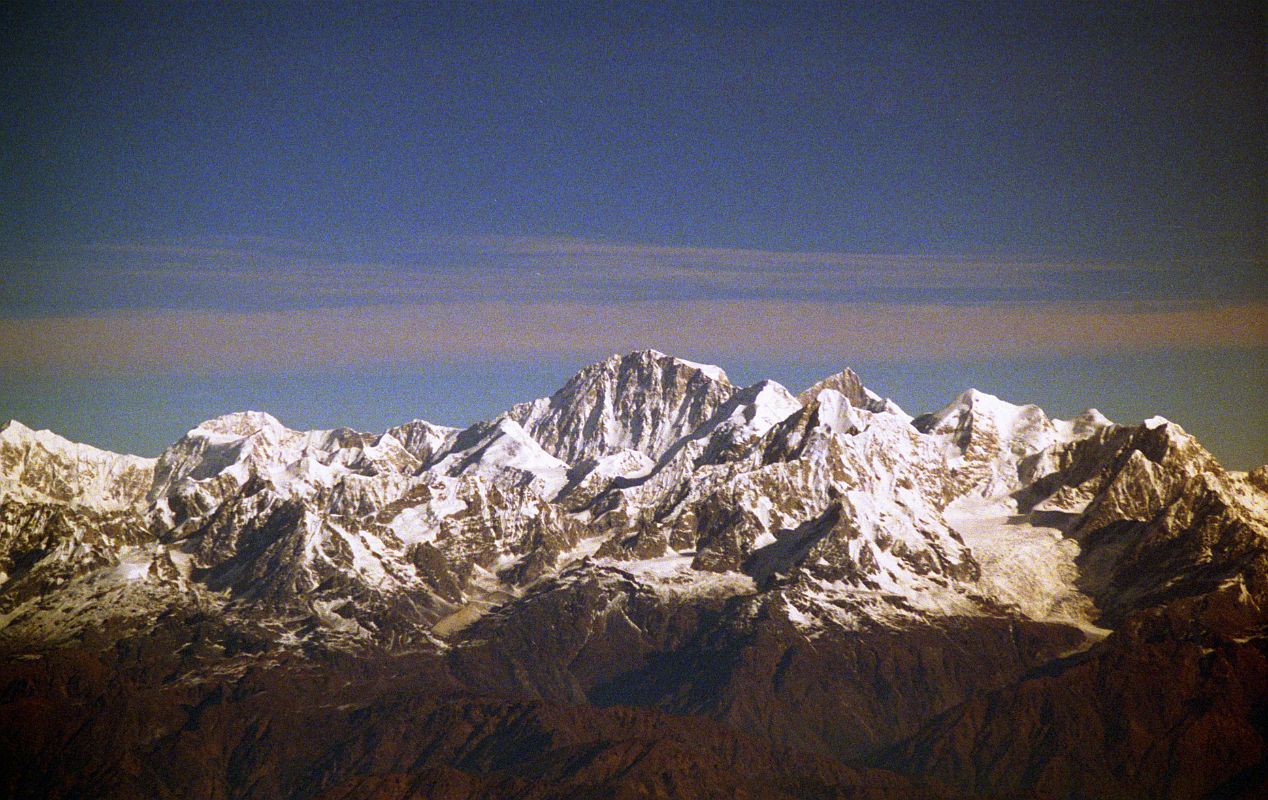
[4,1,1264,259]
[1,1,1265,467]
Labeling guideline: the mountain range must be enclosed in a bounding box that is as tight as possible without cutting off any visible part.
[2,349,1266,799]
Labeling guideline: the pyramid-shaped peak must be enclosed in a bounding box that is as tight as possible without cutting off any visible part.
[919,388,1047,433]
[710,379,803,435]
[509,351,738,464]
[438,415,565,469]
[428,414,570,497]
[592,350,731,384]
[191,410,288,439]
[1069,408,1114,437]
[739,377,794,397]
[799,367,897,415]
[1076,408,1112,425]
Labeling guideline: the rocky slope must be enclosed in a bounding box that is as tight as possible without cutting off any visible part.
[2,349,1265,798]
[0,645,961,800]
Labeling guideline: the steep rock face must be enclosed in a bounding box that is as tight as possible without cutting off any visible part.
[1,409,587,649]
[915,389,1109,502]
[0,422,158,631]
[385,419,460,464]
[554,448,656,510]
[0,499,153,614]
[0,420,154,511]
[870,416,1268,799]
[1017,418,1268,628]
[798,367,904,416]
[647,399,982,609]
[508,349,738,465]
[688,379,805,467]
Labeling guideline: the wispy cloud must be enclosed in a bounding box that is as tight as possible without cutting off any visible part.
[5,233,1247,318]
[3,234,1261,371]
[2,299,1263,372]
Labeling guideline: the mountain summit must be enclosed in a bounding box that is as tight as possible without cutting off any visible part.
[2,351,1265,799]
[509,349,737,464]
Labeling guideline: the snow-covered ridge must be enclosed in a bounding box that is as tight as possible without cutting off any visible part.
[1,351,1263,652]
[429,416,570,497]
[0,419,156,511]
[670,353,730,383]
[914,388,1113,498]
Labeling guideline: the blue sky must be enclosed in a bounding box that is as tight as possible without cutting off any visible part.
[1,1,1264,466]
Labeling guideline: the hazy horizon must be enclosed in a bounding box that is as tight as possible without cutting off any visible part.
[2,345,1264,471]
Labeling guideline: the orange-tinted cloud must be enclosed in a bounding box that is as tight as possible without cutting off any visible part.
[2,299,1264,372]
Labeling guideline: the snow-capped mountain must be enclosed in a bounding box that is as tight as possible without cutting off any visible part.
[509,349,738,465]
[2,350,1265,800]
[1,419,154,511]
